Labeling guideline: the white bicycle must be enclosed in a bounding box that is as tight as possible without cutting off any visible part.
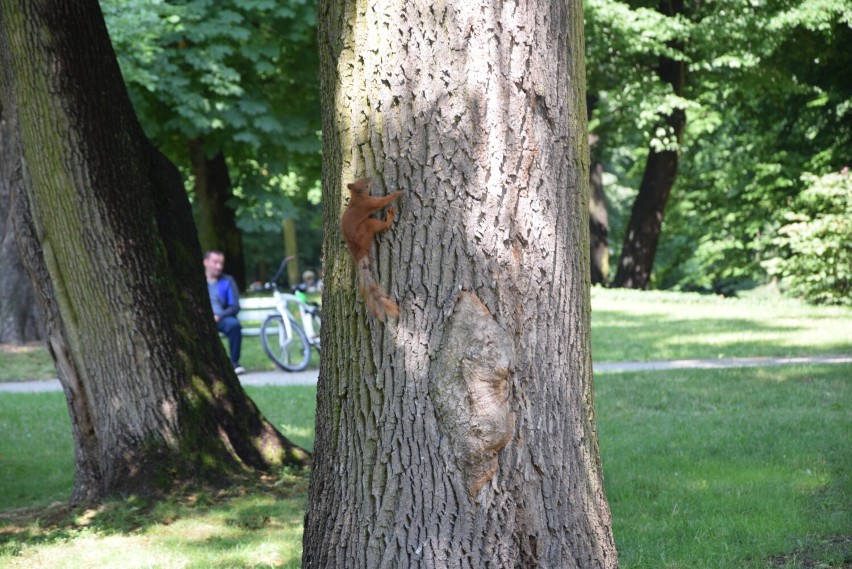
[260,259,321,372]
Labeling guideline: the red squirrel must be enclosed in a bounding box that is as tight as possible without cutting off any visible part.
[341,177,402,321]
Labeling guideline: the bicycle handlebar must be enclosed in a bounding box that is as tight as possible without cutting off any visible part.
[268,256,297,285]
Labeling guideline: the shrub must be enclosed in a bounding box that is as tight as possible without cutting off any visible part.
[762,169,851,305]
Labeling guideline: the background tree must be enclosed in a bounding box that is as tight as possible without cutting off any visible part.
[304,0,617,566]
[0,0,308,505]
[591,0,688,290]
[655,1,851,296]
[0,102,43,343]
[100,0,323,288]
[589,134,610,285]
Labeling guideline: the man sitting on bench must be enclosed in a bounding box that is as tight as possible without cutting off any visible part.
[203,250,245,375]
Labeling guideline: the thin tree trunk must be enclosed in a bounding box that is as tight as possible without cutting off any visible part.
[612,0,686,289]
[589,152,609,285]
[588,113,609,287]
[283,218,300,286]
[189,140,247,290]
[0,101,43,343]
[0,0,308,505]
[304,1,617,567]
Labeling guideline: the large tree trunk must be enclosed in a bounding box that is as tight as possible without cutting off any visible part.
[612,0,686,289]
[0,0,308,505]
[0,102,43,343]
[189,140,247,290]
[304,1,617,567]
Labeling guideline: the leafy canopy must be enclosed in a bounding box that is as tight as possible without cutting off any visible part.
[585,0,851,300]
[101,0,322,234]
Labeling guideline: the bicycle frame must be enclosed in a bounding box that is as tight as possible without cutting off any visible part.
[271,289,320,350]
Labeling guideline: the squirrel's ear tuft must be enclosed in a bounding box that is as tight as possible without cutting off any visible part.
[348,177,371,193]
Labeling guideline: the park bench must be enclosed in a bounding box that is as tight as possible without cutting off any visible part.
[232,296,277,337]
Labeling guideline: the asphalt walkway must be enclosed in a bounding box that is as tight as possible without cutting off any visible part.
[1,355,849,393]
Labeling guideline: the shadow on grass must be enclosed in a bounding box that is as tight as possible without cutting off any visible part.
[0,472,308,567]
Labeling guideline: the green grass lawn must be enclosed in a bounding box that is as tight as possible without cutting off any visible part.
[0,344,61,383]
[591,288,852,362]
[2,288,849,381]
[597,364,851,568]
[2,365,849,568]
[0,386,317,512]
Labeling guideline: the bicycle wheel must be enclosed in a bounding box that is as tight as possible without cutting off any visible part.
[260,314,311,372]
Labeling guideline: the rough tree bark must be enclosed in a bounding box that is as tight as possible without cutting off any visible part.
[612,0,686,289]
[0,101,43,343]
[304,1,618,567]
[189,140,247,290]
[0,0,308,505]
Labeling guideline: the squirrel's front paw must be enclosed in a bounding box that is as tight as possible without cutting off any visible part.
[387,207,397,217]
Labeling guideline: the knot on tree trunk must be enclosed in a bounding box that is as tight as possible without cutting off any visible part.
[430,292,515,497]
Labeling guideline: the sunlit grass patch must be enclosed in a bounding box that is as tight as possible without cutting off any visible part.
[0,474,309,569]
[245,386,317,452]
[591,287,852,361]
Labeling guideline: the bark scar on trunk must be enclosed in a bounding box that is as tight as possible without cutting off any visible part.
[430,292,515,496]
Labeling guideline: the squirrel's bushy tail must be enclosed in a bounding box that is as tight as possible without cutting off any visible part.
[357,257,399,322]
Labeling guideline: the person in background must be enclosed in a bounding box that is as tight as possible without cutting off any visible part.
[302,270,318,292]
[203,250,245,375]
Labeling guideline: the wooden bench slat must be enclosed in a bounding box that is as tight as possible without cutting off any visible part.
[240,297,278,309]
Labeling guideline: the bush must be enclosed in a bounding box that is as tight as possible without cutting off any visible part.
[763,169,851,305]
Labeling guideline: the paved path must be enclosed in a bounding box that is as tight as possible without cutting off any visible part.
[1,355,849,393]
[0,369,320,393]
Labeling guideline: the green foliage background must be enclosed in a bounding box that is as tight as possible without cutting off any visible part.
[587,0,851,303]
[762,170,851,305]
[101,0,323,280]
[98,0,850,302]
